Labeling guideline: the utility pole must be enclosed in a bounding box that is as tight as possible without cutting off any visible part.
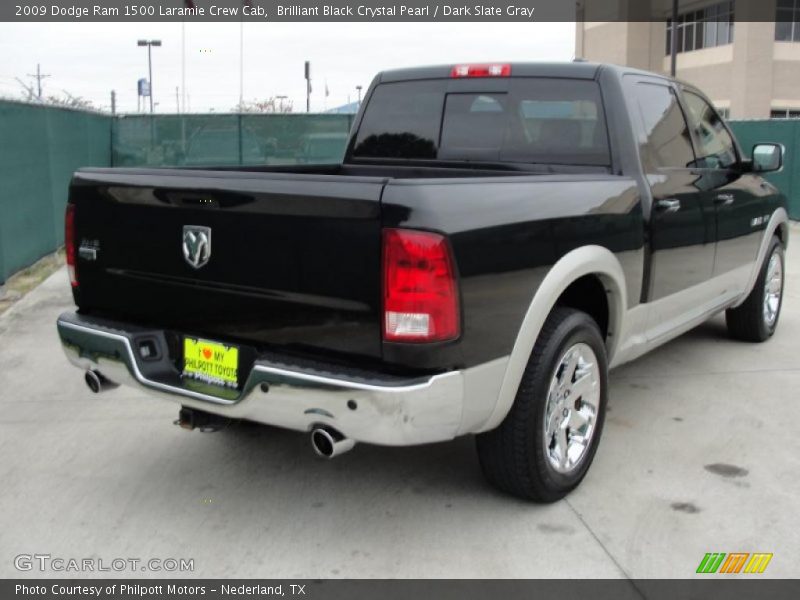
[240,1,251,108]
[110,90,116,115]
[670,0,678,77]
[239,20,244,108]
[27,63,50,99]
[176,86,180,113]
[356,85,363,106]
[181,21,187,113]
[304,61,311,113]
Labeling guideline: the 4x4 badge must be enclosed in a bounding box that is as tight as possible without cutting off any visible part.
[182,225,211,269]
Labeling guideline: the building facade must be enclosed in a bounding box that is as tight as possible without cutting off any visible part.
[575,0,800,119]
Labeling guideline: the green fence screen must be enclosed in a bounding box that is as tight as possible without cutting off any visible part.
[0,100,111,283]
[729,120,800,220]
[112,113,354,167]
[0,108,354,283]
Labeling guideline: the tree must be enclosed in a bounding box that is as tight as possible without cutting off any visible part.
[234,97,293,113]
[43,92,95,110]
[13,74,96,110]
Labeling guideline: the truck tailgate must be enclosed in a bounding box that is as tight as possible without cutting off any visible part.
[69,168,387,362]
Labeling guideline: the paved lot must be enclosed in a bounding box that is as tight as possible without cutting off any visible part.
[1,227,799,579]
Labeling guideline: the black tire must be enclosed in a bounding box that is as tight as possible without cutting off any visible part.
[476,307,608,502]
[726,236,785,342]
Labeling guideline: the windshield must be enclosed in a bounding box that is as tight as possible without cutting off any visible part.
[351,78,611,167]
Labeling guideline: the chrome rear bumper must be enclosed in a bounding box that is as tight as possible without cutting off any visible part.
[56,311,464,446]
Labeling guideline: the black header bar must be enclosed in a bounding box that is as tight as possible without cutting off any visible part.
[5,579,800,600]
[2,0,793,22]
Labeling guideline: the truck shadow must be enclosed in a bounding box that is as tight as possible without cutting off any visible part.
[151,313,764,511]
[209,419,492,500]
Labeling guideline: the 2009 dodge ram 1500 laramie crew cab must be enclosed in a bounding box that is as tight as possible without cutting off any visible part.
[57,62,788,501]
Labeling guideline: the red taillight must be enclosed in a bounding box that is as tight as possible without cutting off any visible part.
[382,228,460,343]
[450,63,511,78]
[65,203,78,288]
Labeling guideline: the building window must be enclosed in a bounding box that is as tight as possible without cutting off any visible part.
[770,108,800,118]
[666,1,735,55]
[776,0,800,41]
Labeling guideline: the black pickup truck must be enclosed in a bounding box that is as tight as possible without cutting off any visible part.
[57,62,788,502]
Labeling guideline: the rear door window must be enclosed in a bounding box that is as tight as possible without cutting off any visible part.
[631,82,696,170]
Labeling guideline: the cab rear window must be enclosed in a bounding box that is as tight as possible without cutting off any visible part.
[351,78,611,166]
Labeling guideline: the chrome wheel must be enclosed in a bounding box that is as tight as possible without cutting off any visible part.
[543,343,601,474]
[763,251,783,328]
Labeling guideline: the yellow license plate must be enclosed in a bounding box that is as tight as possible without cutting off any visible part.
[183,337,239,388]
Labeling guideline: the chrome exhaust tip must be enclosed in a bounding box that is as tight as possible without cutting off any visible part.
[84,370,117,394]
[311,427,355,459]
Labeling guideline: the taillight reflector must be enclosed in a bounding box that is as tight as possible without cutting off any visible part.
[382,228,460,343]
[65,203,78,288]
[450,63,511,78]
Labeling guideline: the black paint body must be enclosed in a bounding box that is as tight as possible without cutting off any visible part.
[67,63,787,380]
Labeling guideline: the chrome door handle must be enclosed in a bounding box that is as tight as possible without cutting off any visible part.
[655,198,681,213]
[714,193,734,206]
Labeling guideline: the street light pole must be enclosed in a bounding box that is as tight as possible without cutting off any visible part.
[138,39,162,114]
[147,43,154,113]
[304,61,311,113]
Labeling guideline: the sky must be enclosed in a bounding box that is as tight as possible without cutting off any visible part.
[0,22,575,113]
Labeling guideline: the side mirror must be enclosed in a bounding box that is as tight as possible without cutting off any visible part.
[751,143,783,173]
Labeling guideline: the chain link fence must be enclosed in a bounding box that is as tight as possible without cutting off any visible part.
[0,100,111,283]
[112,113,354,167]
[0,104,355,283]
[0,99,797,284]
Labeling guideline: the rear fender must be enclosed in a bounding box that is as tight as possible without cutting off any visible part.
[476,245,627,432]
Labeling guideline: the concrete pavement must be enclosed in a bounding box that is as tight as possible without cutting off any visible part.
[1,227,798,579]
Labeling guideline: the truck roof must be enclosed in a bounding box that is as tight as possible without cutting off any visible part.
[376,61,671,84]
